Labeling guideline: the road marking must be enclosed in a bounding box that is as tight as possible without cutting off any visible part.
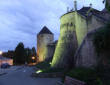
[23,70,26,72]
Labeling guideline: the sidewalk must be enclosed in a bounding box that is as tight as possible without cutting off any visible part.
[0,66,24,76]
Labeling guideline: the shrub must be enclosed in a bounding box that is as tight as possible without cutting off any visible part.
[66,68,104,85]
[93,24,110,53]
[36,61,50,70]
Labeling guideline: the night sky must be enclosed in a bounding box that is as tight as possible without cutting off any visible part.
[0,0,105,51]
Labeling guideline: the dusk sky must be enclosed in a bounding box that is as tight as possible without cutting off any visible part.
[0,0,105,52]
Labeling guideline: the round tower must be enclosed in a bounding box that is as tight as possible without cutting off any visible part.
[51,11,78,69]
[37,26,54,62]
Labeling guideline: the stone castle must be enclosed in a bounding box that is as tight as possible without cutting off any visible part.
[37,1,110,69]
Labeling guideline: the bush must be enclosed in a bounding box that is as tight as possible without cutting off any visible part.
[106,0,110,12]
[93,24,110,53]
[36,61,66,74]
[42,68,65,73]
[66,68,104,85]
[66,67,110,85]
[36,61,50,70]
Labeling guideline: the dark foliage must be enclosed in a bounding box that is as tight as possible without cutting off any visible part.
[25,47,37,64]
[67,67,110,85]
[14,42,25,64]
[36,61,50,70]
[106,0,110,12]
[14,42,37,65]
[93,23,110,54]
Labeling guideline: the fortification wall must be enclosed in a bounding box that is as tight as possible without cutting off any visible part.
[87,15,105,32]
[75,31,98,68]
[51,10,106,69]
[37,34,54,62]
[75,12,88,46]
[75,27,110,68]
[45,44,56,61]
[75,13,105,46]
[51,12,78,69]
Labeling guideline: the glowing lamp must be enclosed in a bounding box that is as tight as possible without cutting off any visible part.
[0,51,3,55]
[32,56,35,60]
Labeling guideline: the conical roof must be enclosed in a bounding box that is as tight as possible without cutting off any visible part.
[38,26,53,34]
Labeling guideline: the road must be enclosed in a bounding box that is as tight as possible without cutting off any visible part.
[0,66,61,85]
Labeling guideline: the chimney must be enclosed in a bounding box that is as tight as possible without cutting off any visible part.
[90,3,92,8]
[74,0,77,11]
[67,7,69,12]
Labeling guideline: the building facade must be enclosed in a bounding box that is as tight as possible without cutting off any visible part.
[51,6,110,69]
[0,55,13,66]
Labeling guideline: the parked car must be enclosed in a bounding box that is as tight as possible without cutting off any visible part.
[1,63,11,68]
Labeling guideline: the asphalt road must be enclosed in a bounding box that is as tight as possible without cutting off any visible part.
[0,66,61,85]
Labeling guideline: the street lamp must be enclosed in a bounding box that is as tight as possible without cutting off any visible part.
[0,51,3,55]
[32,56,36,65]
[32,56,35,60]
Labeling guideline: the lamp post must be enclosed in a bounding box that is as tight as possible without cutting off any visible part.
[32,56,35,65]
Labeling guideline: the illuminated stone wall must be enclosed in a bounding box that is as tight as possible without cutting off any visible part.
[75,13,105,46]
[51,10,106,69]
[37,34,54,62]
[75,12,88,46]
[51,12,78,69]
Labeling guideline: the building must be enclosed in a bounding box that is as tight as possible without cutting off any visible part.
[0,55,13,66]
[37,26,54,62]
[36,1,110,69]
[51,2,110,69]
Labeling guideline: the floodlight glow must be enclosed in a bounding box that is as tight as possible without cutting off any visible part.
[49,62,52,65]
[36,70,43,74]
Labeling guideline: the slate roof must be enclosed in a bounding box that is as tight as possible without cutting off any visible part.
[77,7,100,17]
[77,7,110,23]
[38,26,53,35]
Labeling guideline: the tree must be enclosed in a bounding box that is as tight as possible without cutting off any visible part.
[25,47,37,64]
[14,42,26,65]
[32,47,36,57]
[103,0,110,12]
[24,48,32,63]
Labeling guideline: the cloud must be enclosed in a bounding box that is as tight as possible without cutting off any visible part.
[0,0,105,51]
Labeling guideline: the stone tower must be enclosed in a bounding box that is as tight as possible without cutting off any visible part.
[51,12,78,69]
[37,26,54,62]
